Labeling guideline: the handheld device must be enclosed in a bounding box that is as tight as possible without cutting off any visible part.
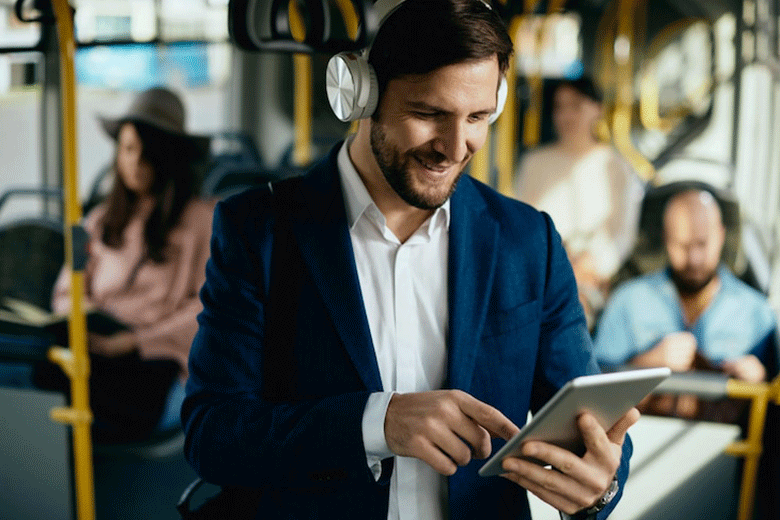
[478,367,671,477]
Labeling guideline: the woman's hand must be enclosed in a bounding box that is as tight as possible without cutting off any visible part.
[89,331,138,357]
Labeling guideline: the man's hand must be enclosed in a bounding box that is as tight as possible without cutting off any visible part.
[722,355,767,383]
[499,408,640,516]
[89,331,137,357]
[633,331,697,372]
[384,390,520,476]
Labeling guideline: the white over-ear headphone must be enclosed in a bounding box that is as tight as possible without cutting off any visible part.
[325,0,507,123]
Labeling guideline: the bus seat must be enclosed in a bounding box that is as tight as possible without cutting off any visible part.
[0,217,64,312]
[275,135,341,179]
[609,180,743,292]
[176,477,261,520]
[201,163,282,198]
[199,132,272,198]
[83,164,113,215]
[0,386,73,520]
[208,131,262,168]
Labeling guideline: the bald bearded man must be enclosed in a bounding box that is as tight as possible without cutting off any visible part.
[593,189,777,418]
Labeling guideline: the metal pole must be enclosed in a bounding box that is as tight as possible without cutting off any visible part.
[48,2,95,519]
[289,0,313,166]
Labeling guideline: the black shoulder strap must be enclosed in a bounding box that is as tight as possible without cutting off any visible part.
[262,176,306,401]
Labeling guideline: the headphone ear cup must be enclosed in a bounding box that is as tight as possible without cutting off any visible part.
[326,52,379,122]
[488,76,508,125]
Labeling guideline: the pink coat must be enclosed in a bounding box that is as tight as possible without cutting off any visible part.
[52,197,216,378]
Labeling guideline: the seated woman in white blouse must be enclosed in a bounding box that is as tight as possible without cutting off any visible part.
[515,77,645,329]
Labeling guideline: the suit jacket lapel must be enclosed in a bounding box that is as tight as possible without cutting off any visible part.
[447,178,499,390]
[287,147,384,393]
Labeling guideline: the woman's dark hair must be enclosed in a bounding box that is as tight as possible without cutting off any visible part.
[100,121,199,263]
[368,0,513,108]
[555,76,603,104]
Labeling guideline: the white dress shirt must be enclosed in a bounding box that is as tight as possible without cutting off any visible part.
[337,140,451,520]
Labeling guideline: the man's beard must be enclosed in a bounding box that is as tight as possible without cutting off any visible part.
[670,267,717,296]
[370,123,464,210]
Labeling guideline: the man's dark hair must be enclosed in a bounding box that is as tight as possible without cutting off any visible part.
[368,0,513,108]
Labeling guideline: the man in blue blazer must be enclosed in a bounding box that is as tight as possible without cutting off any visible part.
[183,0,637,518]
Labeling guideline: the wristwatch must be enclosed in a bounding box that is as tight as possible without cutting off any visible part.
[559,474,619,520]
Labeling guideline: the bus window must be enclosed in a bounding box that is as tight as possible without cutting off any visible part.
[1,1,232,218]
[515,13,583,80]
[0,2,40,48]
[72,0,228,44]
[74,42,232,200]
[0,61,44,223]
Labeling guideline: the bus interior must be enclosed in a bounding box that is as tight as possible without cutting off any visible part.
[1,0,780,518]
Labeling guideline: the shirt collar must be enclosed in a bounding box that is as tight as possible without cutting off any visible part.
[336,138,451,235]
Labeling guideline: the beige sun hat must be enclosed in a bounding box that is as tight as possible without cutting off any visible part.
[98,86,210,153]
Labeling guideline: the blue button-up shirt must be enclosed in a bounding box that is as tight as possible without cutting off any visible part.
[594,266,777,369]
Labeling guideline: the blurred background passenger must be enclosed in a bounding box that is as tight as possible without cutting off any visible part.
[36,87,216,442]
[594,188,777,419]
[514,77,644,329]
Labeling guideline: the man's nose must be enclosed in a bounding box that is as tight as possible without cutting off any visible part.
[433,120,471,164]
[687,246,706,266]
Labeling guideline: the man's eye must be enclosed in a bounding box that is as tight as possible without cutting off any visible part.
[414,111,437,118]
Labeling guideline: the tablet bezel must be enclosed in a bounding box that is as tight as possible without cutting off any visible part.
[478,367,671,477]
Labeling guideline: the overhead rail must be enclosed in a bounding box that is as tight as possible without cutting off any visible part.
[229,0,380,54]
[6,0,229,53]
[227,0,527,55]
[610,0,654,182]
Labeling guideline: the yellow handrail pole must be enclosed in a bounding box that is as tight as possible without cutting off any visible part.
[49,1,95,520]
[494,16,522,196]
[522,15,543,149]
[724,379,770,520]
[639,69,664,131]
[524,0,540,12]
[333,0,361,136]
[770,372,780,404]
[470,134,491,184]
[334,0,359,39]
[471,8,493,186]
[501,0,566,195]
[547,0,567,14]
[612,0,654,181]
[289,0,313,166]
[594,3,617,144]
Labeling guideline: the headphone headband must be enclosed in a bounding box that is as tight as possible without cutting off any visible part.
[326,0,506,123]
[372,0,408,27]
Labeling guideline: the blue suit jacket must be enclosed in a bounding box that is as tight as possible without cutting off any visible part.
[183,144,632,519]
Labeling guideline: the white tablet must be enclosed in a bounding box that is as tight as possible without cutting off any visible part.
[478,367,671,477]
